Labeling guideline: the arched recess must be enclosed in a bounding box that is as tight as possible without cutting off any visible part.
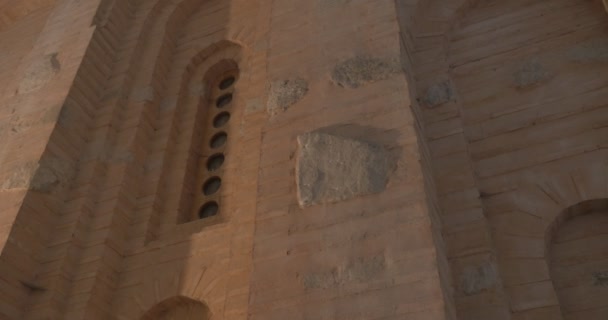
[140,296,211,320]
[113,259,229,319]
[403,0,608,318]
[446,0,608,317]
[143,40,245,242]
[548,199,608,320]
[18,0,245,318]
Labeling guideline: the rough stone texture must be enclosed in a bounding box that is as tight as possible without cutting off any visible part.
[331,55,400,88]
[18,52,60,94]
[1,162,38,191]
[460,261,498,296]
[423,81,454,107]
[0,157,72,193]
[296,131,394,207]
[301,256,386,289]
[568,39,608,63]
[593,271,608,286]
[266,78,308,117]
[514,59,551,88]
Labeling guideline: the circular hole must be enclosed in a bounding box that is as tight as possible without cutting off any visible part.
[219,76,236,90]
[199,201,219,219]
[216,94,233,108]
[213,112,231,128]
[210,132,227,149]
[202,176,222,195]
[207,154,225,171]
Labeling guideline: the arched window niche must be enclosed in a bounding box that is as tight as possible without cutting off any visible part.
[547,199,608,320]
[143,40,244,243]
[140,296,211,320]
[177,59,240,224]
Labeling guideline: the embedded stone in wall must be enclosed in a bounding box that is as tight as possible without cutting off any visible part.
[593,271,608,286]
[267,78,308,118]
[514,59,551,88]
[301,256,386,289]
[18,53,61,94]
[332,55,400,88]
[1,162,38,191]
[319,0,352,8]
[423,81,454,107]
[460,261,498,295]
[568,39,608,63]
[296,131,393,207]
[0,157,72,193]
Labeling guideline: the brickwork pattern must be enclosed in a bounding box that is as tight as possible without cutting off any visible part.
[0,0,606,320]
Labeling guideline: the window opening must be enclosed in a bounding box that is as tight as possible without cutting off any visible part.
[213,112,230,128]
[198,202,219,219]
[210,132,227,149]
[216,94,232,108]
[202,177,222,196]
[219,76,235,90]
[206,154,225,171]
[185,68,238,222]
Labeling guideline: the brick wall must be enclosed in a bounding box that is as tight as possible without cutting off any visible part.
[0,0,606,319]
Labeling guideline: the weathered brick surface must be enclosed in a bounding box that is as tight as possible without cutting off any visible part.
[0,0,606,319]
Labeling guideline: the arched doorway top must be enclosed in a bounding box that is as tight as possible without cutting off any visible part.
[140,296,211,320]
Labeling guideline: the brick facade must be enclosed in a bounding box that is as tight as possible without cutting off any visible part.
[0,0,606,319]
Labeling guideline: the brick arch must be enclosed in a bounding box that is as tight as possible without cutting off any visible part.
[495,162,608,318]
[547,199,608,251]
[111,38,247,318]
[511,165,608,256]
[547,199,608,319]
[179,40,245,98]
[405,0,608,318]
[144,40,247,241]
[116,262,229,320]
[140,296,211,320]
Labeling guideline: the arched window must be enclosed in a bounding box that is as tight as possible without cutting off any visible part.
[141,296,210,320]
[192,70,238,221]
[144,42,243,242]
[167,59,239,223]
[548,199,608,320]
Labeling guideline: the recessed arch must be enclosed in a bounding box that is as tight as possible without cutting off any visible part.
[143,40,245,238]
[405,0,608,319]
[140,296,211,320]
[547,199,608,320]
